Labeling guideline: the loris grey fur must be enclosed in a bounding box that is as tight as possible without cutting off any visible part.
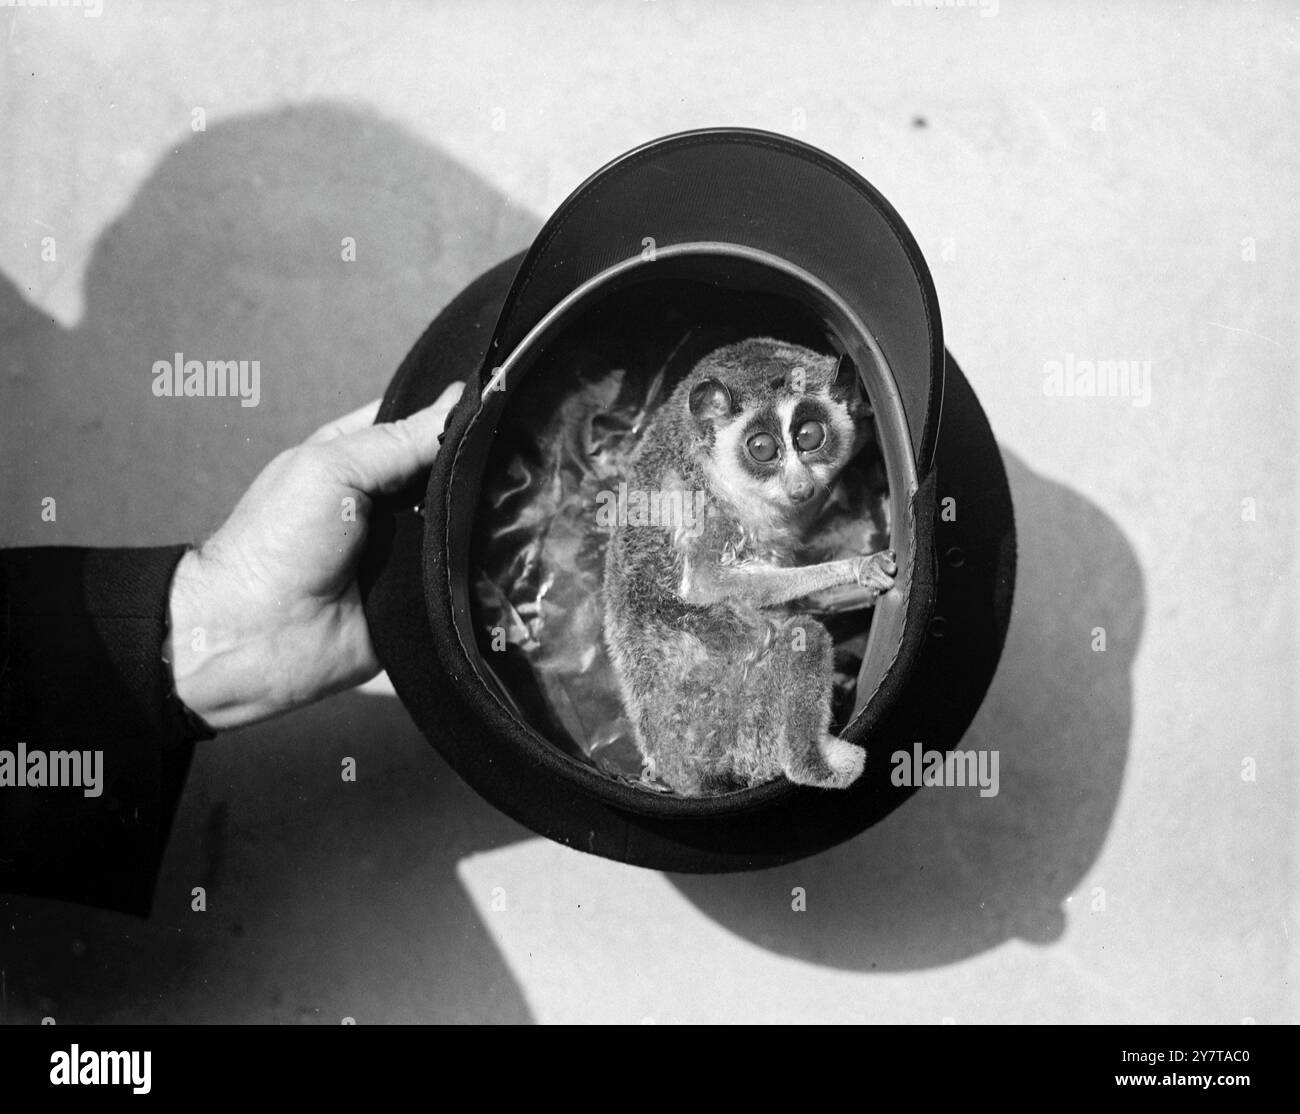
[602,336,896,796]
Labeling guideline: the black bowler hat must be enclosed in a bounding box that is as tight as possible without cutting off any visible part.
[359,128,1016,871]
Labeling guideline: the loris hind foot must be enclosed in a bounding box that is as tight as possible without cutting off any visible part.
[786,734,866,790]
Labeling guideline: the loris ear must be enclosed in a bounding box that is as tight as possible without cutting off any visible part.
[829,355,873,418]
[688,378,734,424]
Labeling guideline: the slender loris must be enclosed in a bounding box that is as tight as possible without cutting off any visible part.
[602,336,896,796]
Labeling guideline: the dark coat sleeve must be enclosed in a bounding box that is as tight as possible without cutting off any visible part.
[0,546,212,916]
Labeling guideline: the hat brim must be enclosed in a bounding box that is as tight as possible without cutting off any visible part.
[482,128,944,470]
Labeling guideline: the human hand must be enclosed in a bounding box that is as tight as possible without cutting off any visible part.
[166,382,464,730]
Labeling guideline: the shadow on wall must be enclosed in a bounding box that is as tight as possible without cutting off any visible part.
[0,102,540,1023]
[669,447,1143,970]
[1,694,539,1024]
[0,100,1142,1019]
[0,100,537,548]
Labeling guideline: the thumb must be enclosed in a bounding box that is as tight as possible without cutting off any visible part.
[324,381,465,493]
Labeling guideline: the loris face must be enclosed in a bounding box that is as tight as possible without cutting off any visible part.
[686,337,870,524]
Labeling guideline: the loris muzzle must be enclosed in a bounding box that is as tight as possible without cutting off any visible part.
[602,336,896,796]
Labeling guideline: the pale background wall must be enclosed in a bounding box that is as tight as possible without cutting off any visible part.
[0,0,1294,1023]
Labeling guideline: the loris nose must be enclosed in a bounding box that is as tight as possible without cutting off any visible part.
[787,479,815,503]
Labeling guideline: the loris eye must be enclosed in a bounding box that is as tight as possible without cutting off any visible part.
[746,432,779,463]
[794,420,826,452]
